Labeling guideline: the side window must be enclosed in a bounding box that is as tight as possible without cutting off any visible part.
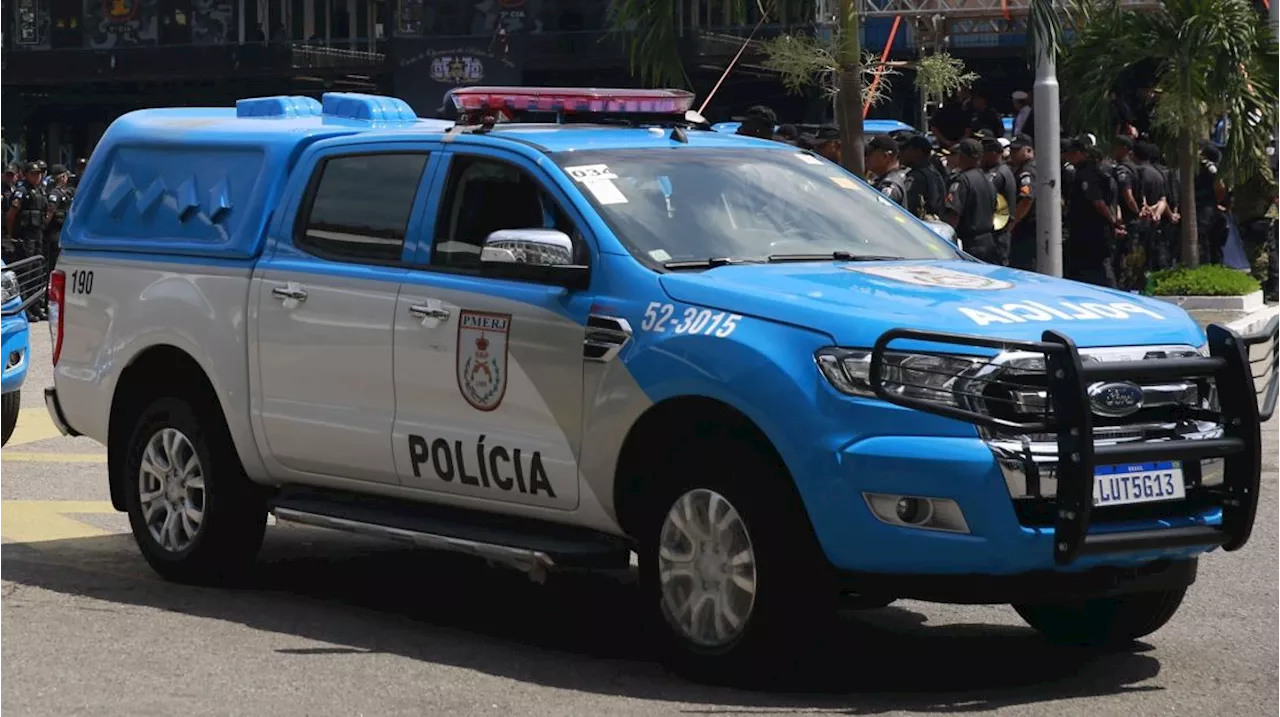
[296,153,429,264]
[432,155,584,271]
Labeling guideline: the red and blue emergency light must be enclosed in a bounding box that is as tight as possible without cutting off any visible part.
[446,87,696,118]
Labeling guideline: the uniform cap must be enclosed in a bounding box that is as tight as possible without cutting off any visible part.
[865,135,898,154]
[22,161,42,173]
[1009,133,1033,150]
[981,138,1003,154]
[49,164,68,176]
[814,124,840,141]
[953,138,982,158]
[1063,137,1087,153]
[972,129,993,140]
[1111,135,1133,149]
[899,133,933,152]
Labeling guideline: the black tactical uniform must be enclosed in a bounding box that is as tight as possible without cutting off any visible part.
[981,138,1017,266]
[872,167,909,206]
[944,139,998,263]
[1008,140,1038,271]
[1107,149,1144,288]
[1065,147,1121,287]
[1195,143,1226,265]
[7,168,49,264]
[898,134,946,220]
[1135,152,1170,271]
[44,164,74,272]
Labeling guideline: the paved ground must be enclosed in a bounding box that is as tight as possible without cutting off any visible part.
[3,330,1277,717]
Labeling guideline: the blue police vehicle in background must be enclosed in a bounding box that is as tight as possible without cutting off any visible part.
[2,255,45,445]
[41,86,1278,682]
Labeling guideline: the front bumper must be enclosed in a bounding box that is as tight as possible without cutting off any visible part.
[1,316,30,395]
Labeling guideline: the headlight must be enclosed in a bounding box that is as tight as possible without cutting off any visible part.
[816,348,983,406]
[1,271,18,304]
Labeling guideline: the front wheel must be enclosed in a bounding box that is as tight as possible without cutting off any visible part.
[123,396,267,584]
[1013,587,1187,647]
[1,390,19,446]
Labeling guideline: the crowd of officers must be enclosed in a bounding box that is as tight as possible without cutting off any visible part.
[734,104,1233,290]
[2,158,85,319]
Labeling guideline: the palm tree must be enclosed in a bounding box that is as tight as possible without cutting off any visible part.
[1059,0,1278,266]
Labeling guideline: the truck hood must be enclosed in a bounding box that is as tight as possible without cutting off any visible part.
[658,260,1205,349]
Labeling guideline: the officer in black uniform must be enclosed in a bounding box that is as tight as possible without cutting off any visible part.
[1006,134,1038,271]
[1108,135,1144,287]
[942,138,998,263]
[1132,141,1170,271]
[44,164,74,271]
[1153,147,1179,269]
[898,134,946,221]
[735,105,777,140]
[1194,140,1228,265]
[5,161,49,262]
[979,134,1017,265]
[864,135,909,206]
[1064,138,1125,287]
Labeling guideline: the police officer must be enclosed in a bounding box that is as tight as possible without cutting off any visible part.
[1132,141,1170,271]
[1064,138,1125,287]
[45,164,74,271]
[735,105,777,140]
[865,135,909,206]
[978,134,1017,265]
[1108,135,1145,287]
[5,161,49,262]
[942,138,998,263]
[1195,140,1228,265]
[1006,134,1038,271]
[898,134,946,221]
[807,125,842,165]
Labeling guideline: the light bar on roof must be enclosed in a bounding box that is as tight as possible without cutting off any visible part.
[447,87,696,117]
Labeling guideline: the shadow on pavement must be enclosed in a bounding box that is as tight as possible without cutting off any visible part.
[1,527,1165,713]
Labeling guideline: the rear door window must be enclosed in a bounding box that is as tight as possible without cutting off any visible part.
[296,152,429,264]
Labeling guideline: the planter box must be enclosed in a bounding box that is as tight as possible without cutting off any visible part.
[1154,291,1264,312]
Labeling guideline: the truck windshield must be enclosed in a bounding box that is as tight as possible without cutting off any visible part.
[552,148,959,267]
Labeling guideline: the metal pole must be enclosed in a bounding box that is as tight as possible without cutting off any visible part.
[1033,45,1063,278]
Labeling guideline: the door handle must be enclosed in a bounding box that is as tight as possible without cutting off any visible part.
[409,304,450,320]
[271,285,308,302]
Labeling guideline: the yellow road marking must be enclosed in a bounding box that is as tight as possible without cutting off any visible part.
[1,500,118,543]
[6,407,64,447]
[2,452,106,463]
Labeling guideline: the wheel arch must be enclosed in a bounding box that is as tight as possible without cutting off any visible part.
[106,344,231,511]
[611,395,812,541]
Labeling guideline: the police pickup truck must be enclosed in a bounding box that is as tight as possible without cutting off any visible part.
[44,87,1277,681]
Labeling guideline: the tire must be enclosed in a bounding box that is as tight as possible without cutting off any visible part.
[1013,587,1187,647]
[123,395,267,585]
[637,435,837,685]
[1,390,19,446]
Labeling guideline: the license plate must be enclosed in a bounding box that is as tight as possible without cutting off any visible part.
[1093,461,1186,507]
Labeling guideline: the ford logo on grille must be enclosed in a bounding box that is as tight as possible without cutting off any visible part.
[1087,381,1145,417]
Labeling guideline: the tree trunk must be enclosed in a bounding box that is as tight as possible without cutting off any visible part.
[1177,128,1199,267]
[837,0,866,176]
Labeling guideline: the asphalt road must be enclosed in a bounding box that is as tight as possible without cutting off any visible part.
[3,330,1277,717]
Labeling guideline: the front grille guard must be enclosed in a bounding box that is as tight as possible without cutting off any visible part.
[1,255,47,317]
[870,319,1273,566]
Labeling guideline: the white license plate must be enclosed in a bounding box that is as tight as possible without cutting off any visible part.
[1093,461,1186,507]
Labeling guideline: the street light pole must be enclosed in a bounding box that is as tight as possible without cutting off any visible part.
[1033,44,1064,278]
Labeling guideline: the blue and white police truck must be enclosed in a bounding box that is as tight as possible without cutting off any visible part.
[43,87,1277,680]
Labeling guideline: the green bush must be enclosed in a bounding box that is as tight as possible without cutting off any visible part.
[1146,264,1262,296]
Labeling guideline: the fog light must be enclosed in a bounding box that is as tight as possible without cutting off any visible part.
[863,493,970,533]
[7,350,22,369]
[895,497,932,525]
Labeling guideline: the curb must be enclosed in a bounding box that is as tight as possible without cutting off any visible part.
[1226,303,1279,335]
[1156,291,1265,312]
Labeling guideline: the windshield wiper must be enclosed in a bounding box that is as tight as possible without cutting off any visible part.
[663,257,761,270]
[766,252,905,263]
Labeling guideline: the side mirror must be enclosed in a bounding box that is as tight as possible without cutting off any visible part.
[479,229,588,289]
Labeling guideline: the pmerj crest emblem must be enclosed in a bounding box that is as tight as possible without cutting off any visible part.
[103,0,139,22]
[457,311,511,411]
[429,54,484,85]
[845,264,1014,291]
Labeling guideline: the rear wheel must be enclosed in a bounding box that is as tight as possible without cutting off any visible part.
[1,390,19,446]
[1013,587,1187,646]
[123,396,266,584]
[638,439,837,684]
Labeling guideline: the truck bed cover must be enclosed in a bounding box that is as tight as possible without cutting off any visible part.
[61,93,452,260]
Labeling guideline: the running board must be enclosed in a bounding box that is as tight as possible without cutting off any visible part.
[269,486,632,582]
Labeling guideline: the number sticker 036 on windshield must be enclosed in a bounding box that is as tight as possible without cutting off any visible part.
[641,302,742,337]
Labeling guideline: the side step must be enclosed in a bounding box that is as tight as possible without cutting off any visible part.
[269,486,633,581]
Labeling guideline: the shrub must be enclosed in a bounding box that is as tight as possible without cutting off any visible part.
[1146,264,1262,296]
